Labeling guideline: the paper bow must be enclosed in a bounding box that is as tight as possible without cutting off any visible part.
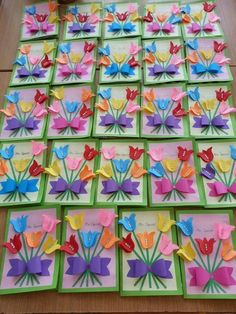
[207,182,236,197]
[68,23,96,33]
[5,117,40,131]
[52,117,86,131]
[193,115,229,129]
[146,114,180,129]
[108,22,135,33]
[127,259,172,279]
[28,22,54,34]
[49,178,87,195]
[7,257,52,277]
[191,63,222,75]
[148,64,178,76]
[104,63,135,77]
[99,114,133,128]
[66,256,110,276]
[59,64,88,77]
[101,179,140,195]
[189,267,236,287]
[188,23,214,34]
[17,66,46,78]
[147,23,173,34]
[0,178,38,194]
[155,178,195,194]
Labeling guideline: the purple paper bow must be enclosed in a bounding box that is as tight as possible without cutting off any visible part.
[101,179,140,195]
[49,178,87,195]
[28,22,54,34]
[99,114,133,128]
[68,23,96,33]
[5,117,40,131]
[66,256,110,276]
[148,64,179,77]
[7,256,51,277]
[127,259,172,279]
[17,66,46,78]
[146,114,180,129]
[193,115,229,129]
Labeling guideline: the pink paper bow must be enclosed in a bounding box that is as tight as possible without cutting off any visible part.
[59,64,88,77]
[52,117,86,131]
[188,23,214,34]
[155,178,195,195]
[147,23,174,34]
[28,22,54,33]
[207,182,236,197]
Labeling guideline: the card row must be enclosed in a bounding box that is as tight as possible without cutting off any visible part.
[1,139,236,208]
[0,206,235,299]
[21,1,224,41]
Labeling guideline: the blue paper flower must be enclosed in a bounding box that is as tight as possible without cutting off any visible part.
[52,145,69,160]
[188,87,200,101]
[81,231,100,248]
[186,38,198,50]
[169,15,181,24]
[118,213,136,232]
[98,88,112,100]
[230,145,236,160]
[104,3,116,13]
[148,162,164,178]
[5,92,20,104]
[25,5,36,15]
[0,145,15,160]
[181,4,191,14]
[65,101,79,113]
[176,217,193,237]
[69,6,79,16]
[145,42,157,53]
[98,44,110,56]
[10,215,28,233]
[155,99,170,110]
[14,56,26,66]
[59,43,71,54]
[113,159,130,173]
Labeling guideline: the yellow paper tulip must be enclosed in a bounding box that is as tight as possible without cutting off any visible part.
[113,53,126,64]
[192,11,203,22]
[43,235,61,254]
[65,214,84,230]
[13,159,30,172]
[142,102,155,114]
[96,163,112,178]
[19,101,33,113]
[202,99,215,111]
[201,50,213,61]
[91,3,100,13]
[177,241,196,262]
[44,160,61,177]
[164,159,179,173]
[70,52,82,63]
[130,12,141,21]
[51,87,64,100]
[146,4,156,13]
[156,213,175,233]
[111,98,125,110]
[48,13,59,24]
[214,159,231,173]
[43,41,55,54]
[156,52,170,63]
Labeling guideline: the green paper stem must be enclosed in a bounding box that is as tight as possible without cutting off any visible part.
[21,233,29,261]
[9,159,17,182]
[19,273,27,287]
[207,255,211,272]
[212,240,222,272]
[213,258,224,272]
[72,272,84,287]
[14,273,26,286]
[150,232,162,263]
[173,161,183,185]
[80,271,87,287]
[91,227,104,259]
[89,271,95,286]
[132,232,148,264]
[122,160,133,183]
[139,274,147,291]
[62,159,70,183]
[151,273,160,289]
[155,276,167,289]
[91,272,102,286]
[34,232,48,257]
[228,160,236,186]
[77,230,87,262]
[72,160,87,182]
[190,236,208,271]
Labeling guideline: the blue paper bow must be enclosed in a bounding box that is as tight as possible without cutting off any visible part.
[108,22,136,33]
[104,63,135,77]
[0,178,39,195]
[191,63,222,75]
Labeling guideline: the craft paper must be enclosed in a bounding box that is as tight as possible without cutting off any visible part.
[44,140,98,205]
[99,38,142,84]
[142,2,182,39]
[119,208,182,296]
[10,40,56,86]
[196,140,236,207]
[53,40,97,85]
[143,38,187,84]
[141,84,188,138]
[21,1,59,41]
[176,209,236,299]
[102,2,141,39]
[186,38,233,83]
[0,86,49,141]
[0,205,61,294]
[187,84,236,138]
[0,141,47,207]
[47,85,94,139]
[59,206,119,292]
[93,84,140,138]
[96,140,147,206]
[181,1,223,38]
[147,139,203,207]
[63,3,102,40]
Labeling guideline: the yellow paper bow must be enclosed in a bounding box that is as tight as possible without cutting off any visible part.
[44,160,61,177]
[70,52,82,63]
[202,99,215,111]
[177,241,196,262]
[91,3,100,13]
[48,13,59,24]
[156,213,175,233]
[51,87,64,100]
[201,50,213,61]
[111,98,125,110]
[146,4,156,13]
[214,159,231,173]
[13,159,30,172]
[192,11,203,22]
[113,53,126,64]
[164,159,179,173]
[96,163,112,178]
[43,235,61,254]
[43,41,55,54]
[19,101,33,113]
[156,52,170,63]
[65,214,84,230]
[142,102,155,114]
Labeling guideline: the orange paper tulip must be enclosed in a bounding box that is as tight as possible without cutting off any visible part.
[99,56,111,66]
[137,231,155,249]
[221,239,236,261]
[81,89,94,102]
[63,12,74,22]
[95,99,109,111]
[19,44,31,55]
[143,52,155,64]
[131,161,147,178]
[189,102,202,116]
[80,165,95,181]
[103,13,114,22]
[24,231,43,248]
[157,14,167,23]
[180,162,195,178]
[186,52,199,64]
[0,104,16,117]
[100,228,119,249]
[56,54,68,65]
[0,159,8,176]
[48,0,59,12]
[142,89,156,102]
[182,14,191,23]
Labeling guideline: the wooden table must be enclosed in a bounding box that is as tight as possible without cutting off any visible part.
[0,1,236,313]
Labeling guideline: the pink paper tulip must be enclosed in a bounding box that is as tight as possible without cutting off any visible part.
[32,141,47,156]
[216,223,235,240]
[208,12,221,23]
[147,147,164,162]
[29,56,40,65]
[129,42,142,56]
[171,55,185,67]
[127,3,137,14]
[48,100,60,115]
[66,156,83,171]
[82,52,94,65]
[158,234,179,256]
[42,214,61,233]
[99,210,117,227]
[214,53,231,66]
[171,4,180,15]
[32,103,47,119]
[23,15,34,25]
[87,14,99,24]
[126,101,140,113]
[219,101,236,115]
[101,146,116,160]
[171,88,186,102]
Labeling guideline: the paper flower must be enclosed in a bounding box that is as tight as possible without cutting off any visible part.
[3,234,22,254]
[81,231,100,248]
[42,215,60,233]
[176,217,193,237]
[0,160,8,176]
[100,228,119,249]
[177,241,196,262]
[195,238,215,255]
[0,145,15,160]
[52,145,69,160]
[13,159,30,172]
[147,147,163,162]
[24,231,42,248]
[44,160,61,177]
[96,164,113,178]
[197,147,214,163]
[137,231,155,249]
[129,146,144,160]
[113,159,130,173]
[79,165,95,181]
[131,162,147,178]
[156,213,175,233]
[99,210,117,227]
[83,144,99,161]
[32,141,47,156]
[101,146,116,160]
[43,236,60,254]
[65,214,84,231]
[118,213,136,232]
[66,157,83,171]
[10,215,28,233]
[159,234,178,256]
[177,146,193,162]
[60,235,79,255]
[118,233,135,253]
[221,239,236,261]
[214,159,231,173]
[216,223,235,240]
[164,159,179,172]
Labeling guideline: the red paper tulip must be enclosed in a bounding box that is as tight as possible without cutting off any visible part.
[197,147,214,163]
[78,13,88,23]
[84,41,96,53]
[3,234,22,254]
[215,88,231,102]
[60,235,79,255]
[129,146,145,160]
[34,89,48,104]
[119,233,135,253]
[214,41,227,53]
[177,146,193,161]
[83,144,99,161]
[41,54,53,68]
[116,12,128,21]
[36,14,48,22]
[128,56,140,68]
[29,160,44,177]
[195,238,216,255]
[172,103,188,117]
[203,2,216,12]
[126,88,139,101]
[143,11,153,23]
[79,104,93,119]
[169,41,182,54]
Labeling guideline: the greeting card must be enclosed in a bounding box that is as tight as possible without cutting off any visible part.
[141,84,188,138]
[0,141,47,207]
[196,140,236,207]
[98,38,142,84]
[47,85,94,139]
[59,207,119,292]
[93,85,140,138]
[187,84,236,138]
[44,140,98,205]
[147,140,203,207]
[96,141,147,206]
[176,209,236,299]
[119,208,182,296]
[10,41,56,86]
[181,2,223,38]
[142,2,182,39]
[186,38,232,83]
[63,3,102,40]
[53,40,97,85]
[0,206,61,294]
[102,3,141,39]
[21,1,59,41]
[143,39,187,84]
[0,86,49,141]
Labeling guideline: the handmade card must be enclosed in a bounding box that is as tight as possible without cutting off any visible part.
[0,206,61,294]
[53,40,97,85]
[141,84,188,138]
[196,140,236,208]
[21,1,59,41]
[181,1,223,38]
[0,141,47,207]
[143,39,187,84]
[44,140,98,205]
[176,209,236,299]
[0,86,49,141]
[63,3,102,40]
[98,38,142,84]
[119,208,182,296]
[142,2,182,39]
[59,206,119,292]
[187,84,236,138]
[147,139,203,207]
[102,2,141,39]
[93,85,140,138]
[186,38,233,83]
[10,40,56,86]
[96,141,147,206]
[47,85,94,139]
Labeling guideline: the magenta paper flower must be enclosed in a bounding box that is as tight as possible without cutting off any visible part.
[32,141,47,156]
[42,214,61,233]
[99,210,118,227]
[158,234,179,256]
[147,147,164,162]
[101,146,116,160]
[216,223,235,240]
[66,157,83,171]
[171,88,186,102]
